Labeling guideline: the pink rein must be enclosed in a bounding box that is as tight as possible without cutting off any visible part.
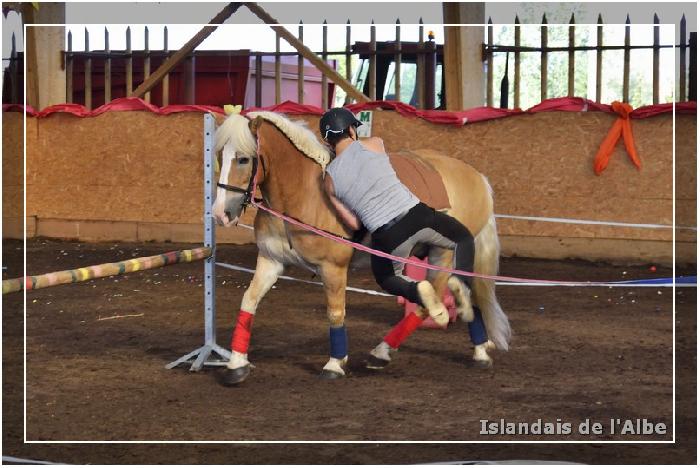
[251,140,605,287]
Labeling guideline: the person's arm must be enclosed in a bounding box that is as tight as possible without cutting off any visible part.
[323,175,362,231]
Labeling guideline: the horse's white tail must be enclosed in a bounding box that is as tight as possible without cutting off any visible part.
[473,214,511,351]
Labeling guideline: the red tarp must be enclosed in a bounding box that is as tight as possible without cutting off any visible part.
[3,97,696,124]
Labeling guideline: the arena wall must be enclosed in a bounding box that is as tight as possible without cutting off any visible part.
[2,109,695,264]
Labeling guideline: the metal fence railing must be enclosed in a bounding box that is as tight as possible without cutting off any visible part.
[484,13,696,108]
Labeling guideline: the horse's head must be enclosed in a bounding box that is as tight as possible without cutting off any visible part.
[212,112,259,227]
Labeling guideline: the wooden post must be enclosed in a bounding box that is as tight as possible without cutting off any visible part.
[486,17,493,107]
[345,19,352,104]
[540,14,548,102]
[424,32,436,109]
[514,15,520,109]
[275,31,281,104]
[126,26,133,95]
[9,32,19,103]
[255,54,263,107]
[394,19,402,102]
[689,32,696,101]
[84,28,92,110]
[65,31,73,104]
[130,2,242,99]
[244,2,369,103]
[442,2,485,110]
[162,26,169,106]
[417,18,425,109]
[623,14,631,103]
[297,21,304,104]
[568,13,575,97]
[369,20,377,100]
[596,14,603,103]
[322,20,328,109]
[184,55,196,104]
[652,13,660,104]
[144,26,151,103]
[22,3,66,109]
[104,27,111,104]
[680,15,687,101]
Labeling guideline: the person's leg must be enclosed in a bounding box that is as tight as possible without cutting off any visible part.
[370,252,421,305]
[426,209,491,348]
[370,230,449,328]
[429,209,476,289]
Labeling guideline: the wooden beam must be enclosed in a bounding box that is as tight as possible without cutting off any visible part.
[22,3,66,109]
[130,2,242,99]
[442,2,485,110]
[245,2,369,103]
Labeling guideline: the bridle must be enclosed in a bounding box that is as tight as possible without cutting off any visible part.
[216,154,266,210]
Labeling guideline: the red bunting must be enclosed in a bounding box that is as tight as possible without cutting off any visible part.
[3,97,696,127]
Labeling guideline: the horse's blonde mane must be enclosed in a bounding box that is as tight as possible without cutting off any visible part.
[215,112,257,156]
[247,111,331,170]
[216,110,331,170]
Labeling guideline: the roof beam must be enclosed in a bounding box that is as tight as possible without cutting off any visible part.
[130,2,242,99]
[245,2,370,103]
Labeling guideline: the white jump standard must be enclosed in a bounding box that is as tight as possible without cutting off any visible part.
[166,114,231,371]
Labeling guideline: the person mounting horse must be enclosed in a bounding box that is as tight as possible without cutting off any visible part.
[320,108,492,368]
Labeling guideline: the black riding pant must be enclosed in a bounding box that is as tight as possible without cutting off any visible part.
[370,202,475,307]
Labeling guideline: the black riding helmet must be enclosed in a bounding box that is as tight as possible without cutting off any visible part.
[319,107,362,141]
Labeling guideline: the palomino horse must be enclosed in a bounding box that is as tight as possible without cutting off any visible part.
[212,110,511,384]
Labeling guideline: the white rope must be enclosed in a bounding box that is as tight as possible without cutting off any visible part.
[235,216,695,232]
[495,214,696,231]
[216,262,393,296]
[215,261,695,292]
[2,456,65,465]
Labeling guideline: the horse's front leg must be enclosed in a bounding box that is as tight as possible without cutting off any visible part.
[222,254,283,386]
[318,262,349,379]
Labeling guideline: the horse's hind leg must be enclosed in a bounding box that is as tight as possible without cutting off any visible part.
[222,254,283,386]
[318,262,349,379]
[429,247,494,368]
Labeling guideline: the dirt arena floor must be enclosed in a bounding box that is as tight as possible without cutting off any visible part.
[2,238,696,464]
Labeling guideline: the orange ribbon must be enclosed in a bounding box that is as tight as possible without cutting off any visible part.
[593,101,641,175]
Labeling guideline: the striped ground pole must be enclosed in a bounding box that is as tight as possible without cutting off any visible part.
[2,247,212,295]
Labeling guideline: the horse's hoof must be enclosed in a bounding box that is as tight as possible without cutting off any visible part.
[319,369,345,380]
[221,365,250,386]
[417,281,449,327]
[472,359,493,369]
[366,355,391,370]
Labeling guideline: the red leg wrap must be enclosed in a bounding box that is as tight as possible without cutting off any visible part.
[384,312,424,349]
[231,310,254,354]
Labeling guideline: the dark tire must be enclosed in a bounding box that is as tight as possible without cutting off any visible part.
[221,365,251,386]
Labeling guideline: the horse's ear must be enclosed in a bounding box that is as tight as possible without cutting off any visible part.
[249,116,265,136]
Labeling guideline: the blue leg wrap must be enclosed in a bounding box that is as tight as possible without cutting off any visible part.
[329,325,348,359]
[468,307,488,345]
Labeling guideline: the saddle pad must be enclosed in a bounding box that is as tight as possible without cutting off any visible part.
[388,151,451,210]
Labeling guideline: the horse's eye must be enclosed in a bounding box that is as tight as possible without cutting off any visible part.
[238,157,250,165]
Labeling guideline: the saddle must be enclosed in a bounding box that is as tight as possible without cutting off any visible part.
[388,151,451,211]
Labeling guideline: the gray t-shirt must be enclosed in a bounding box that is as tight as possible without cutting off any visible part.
[326,140,419,232]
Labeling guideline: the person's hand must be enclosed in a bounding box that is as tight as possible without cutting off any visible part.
[351,226,367,244]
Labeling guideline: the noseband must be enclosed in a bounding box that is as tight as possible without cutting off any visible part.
[216,155,265,210]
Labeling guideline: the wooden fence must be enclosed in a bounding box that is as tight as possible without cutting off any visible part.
[3,12,697,110]
[484,14,697,108]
